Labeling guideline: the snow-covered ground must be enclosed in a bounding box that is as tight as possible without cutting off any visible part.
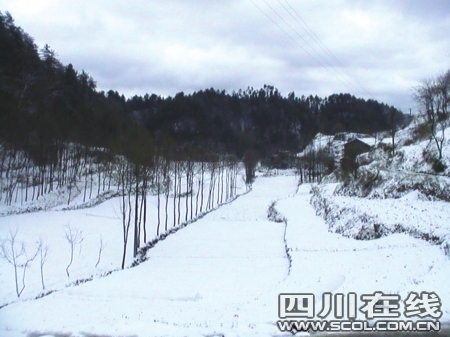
[311,183,450,244]
[0,170,248,307]
[1,173,449,336]
[278,186,450,320]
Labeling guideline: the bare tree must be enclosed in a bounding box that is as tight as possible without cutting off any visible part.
[434,71,450,160]
[163,160,170,232]
[207,161,217,210]
[173,160,178,227]
[243,149,258,185]
[37,238,50,290]
[390,107,397,155]
[199,160,205,213]
[414,71,450,163]
[95,236,106,268]
[186,159,192,222]
[118,160,133,269]
[64,224,84,277]
[177,161,183,226]
[155,156,162,236]
[0,228,39,297]
[133,164,141,258]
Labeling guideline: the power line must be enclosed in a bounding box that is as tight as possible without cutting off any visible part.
[263,0,362,95]
[278,0,365,94]
[248,0,318,63]
[281,0,373,97]
[250,0,357,94]
[249,0,373,98]
[250,0,360,94]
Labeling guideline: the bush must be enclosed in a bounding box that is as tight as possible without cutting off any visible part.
[422,148,435,165]
[412,122,432,142]
[267,201,286,223]
[441,238,450,258]
[432,159,447,173]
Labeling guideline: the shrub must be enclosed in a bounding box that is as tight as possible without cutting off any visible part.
[267,201,286,223]
[441,239,450,258]
[432,159,447,173]
[422,148,434,165]
[412,122,431,142]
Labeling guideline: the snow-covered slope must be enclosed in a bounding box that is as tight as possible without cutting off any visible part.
[1,173,449,336]
[309,115,450,249]
[278,185,450,322]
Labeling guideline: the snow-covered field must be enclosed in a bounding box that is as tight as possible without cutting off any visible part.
[279,186,450,319]
[311,183,450,244]
[0,169,248,307]
[1,172,449,336]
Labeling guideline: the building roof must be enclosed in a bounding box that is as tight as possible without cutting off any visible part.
[344,138,372,147]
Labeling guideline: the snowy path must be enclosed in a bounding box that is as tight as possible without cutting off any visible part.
[0,175,298,337]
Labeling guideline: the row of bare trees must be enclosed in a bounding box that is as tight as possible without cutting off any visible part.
[0,143,114,206]
[1,139,243,271]
[0,225,107,298]
[0,228,50,297]
[296,141,335,184]
[2,160,241,296]
[117,154,241,269]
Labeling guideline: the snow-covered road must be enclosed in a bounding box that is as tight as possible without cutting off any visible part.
[1,173,449,336]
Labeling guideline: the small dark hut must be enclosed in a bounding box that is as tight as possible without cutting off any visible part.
[341,138,372,174]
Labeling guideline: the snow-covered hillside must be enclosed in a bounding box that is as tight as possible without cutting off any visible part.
[310,114,450,246]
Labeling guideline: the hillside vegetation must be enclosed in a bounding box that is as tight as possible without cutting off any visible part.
[309,69,450,256]
[1,11,405,165]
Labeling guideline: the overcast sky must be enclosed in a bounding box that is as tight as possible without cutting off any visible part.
[2,0,450,112]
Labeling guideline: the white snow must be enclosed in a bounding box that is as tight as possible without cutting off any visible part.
[1,172,449,336]
[318,184,450,240]
[278,185,450,322]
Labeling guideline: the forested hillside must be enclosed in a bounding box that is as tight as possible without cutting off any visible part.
[1,11,407,163]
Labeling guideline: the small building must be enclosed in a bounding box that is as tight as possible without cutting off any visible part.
[344,139,372,157]
[341,138,372,174]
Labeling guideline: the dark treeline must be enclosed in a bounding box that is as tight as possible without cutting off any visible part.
[1,12,130,158]
[129,88,406,159]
